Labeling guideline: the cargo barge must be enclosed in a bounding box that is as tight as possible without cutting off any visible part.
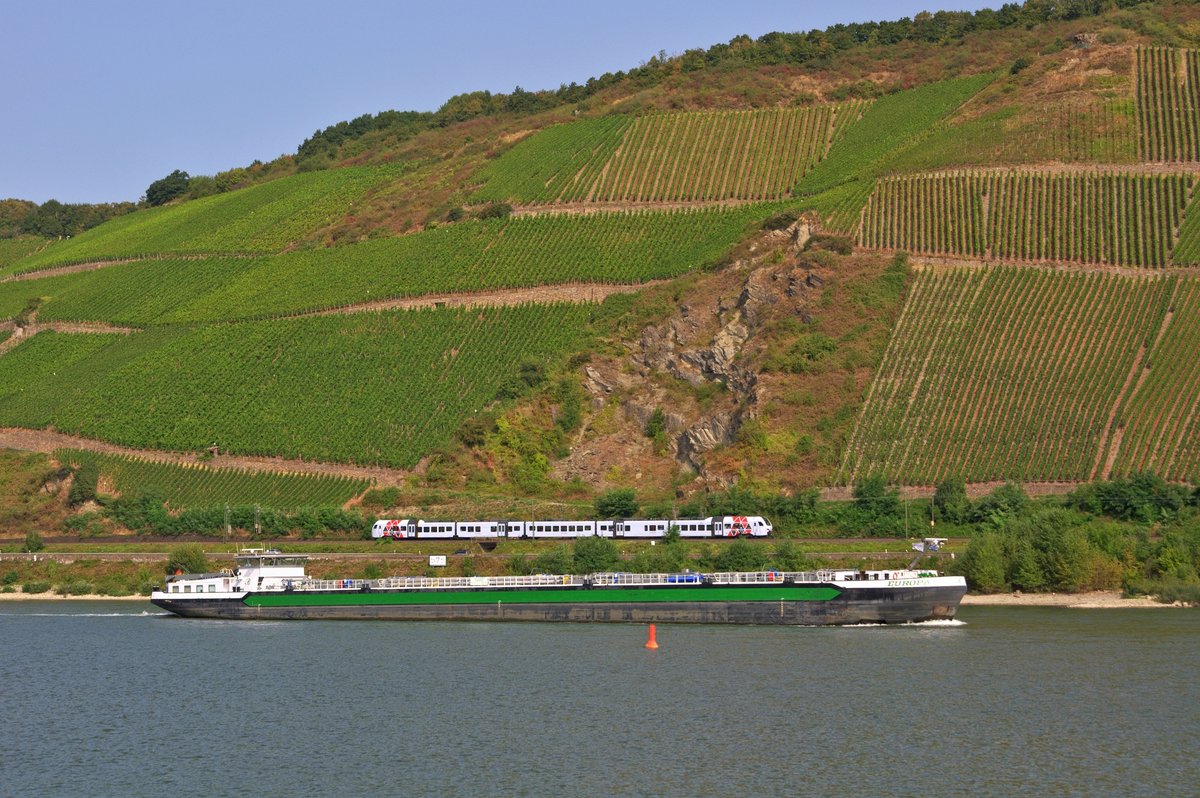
[152,548,966,625]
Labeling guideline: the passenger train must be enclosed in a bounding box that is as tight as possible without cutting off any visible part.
[370,515,772,540]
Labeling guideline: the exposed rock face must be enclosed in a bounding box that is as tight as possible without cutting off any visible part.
[675,409,749,473]
[573,219,821,486]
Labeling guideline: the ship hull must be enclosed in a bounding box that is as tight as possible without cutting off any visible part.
[152,582,966,625]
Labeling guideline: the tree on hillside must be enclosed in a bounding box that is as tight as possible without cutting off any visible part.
[595,488,638,519]
[933,476,970,525]
[0,198,37,237]
[145,169,190,206]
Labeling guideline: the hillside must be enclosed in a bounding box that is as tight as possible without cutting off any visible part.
[2,1,1200,536]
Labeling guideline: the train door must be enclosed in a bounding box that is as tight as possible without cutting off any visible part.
[614,521,625,538]
[496,521,508,539]
[711,518,723,538]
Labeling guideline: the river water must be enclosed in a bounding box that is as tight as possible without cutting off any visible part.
[0,603,1195,798]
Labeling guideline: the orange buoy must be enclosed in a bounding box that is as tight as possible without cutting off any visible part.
[645,623,659,649]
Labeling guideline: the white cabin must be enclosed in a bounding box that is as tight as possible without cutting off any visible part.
[153,548,310,599]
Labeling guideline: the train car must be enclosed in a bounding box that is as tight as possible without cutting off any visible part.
[370,515,772,540]
[525,520,596,539]
[370,519,456,539]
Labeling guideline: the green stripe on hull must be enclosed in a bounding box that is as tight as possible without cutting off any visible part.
[246,585,842,608]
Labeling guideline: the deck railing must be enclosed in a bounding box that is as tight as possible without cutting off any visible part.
[287,570,889,593]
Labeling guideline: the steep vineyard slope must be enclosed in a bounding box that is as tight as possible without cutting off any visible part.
[0,306,590,468]
[10,166,403,272]
[860,171,1198,266]
[840,266,1174,485]
[0,206,774,326]
[471,103,868,205]
[1137,45,1200,162]
[56,449,369,509]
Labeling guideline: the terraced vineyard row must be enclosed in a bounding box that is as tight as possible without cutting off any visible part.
[10,166,401,272]
[1106,278,1200,482]
[0,306,589,468]
[1136,46,1200,162]
[1,206,775,326]
[471,116,632,204]
[795,74,996,198]
[882,99,1138,174]
[1174,185,1200,266]
[588,105,865,203]
[860,171,1197,267]
[472,104,866,205]
[0,238,47,274]
[55,448,370,509]
[839,266,1171,485]
[860,173,987,256]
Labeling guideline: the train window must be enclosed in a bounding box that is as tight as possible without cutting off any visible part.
[183,585,191,593]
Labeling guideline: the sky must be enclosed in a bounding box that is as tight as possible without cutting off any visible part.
[1,0,995,205]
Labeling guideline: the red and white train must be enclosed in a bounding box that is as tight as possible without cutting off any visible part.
[370,516,772,540]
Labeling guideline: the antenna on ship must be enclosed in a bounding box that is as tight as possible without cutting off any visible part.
[908,537,948,569]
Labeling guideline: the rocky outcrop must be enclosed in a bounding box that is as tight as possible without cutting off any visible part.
[560,218,821,488]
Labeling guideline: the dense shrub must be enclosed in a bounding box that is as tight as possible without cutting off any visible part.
[972,482,1029,525]
[165,544,209,575]
[595,488,638,519]
[711,539,767,572]
[67,461,100,507]
[933,476,970,525]
[573,536,619,573]
[1067,473,1190,523]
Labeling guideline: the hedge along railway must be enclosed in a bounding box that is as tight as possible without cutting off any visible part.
[1136,46,1200,163]
[859,171,1198,267]
[472,104,868,206]
[839,266,1182,486]
[55,449,370,509]
[0,305,589,469]
[0,205,776,327]
[7,166,403,273]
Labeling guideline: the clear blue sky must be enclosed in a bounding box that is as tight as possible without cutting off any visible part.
[1,0,994,204]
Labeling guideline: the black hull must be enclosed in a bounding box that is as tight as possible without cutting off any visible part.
[152,584,966,625]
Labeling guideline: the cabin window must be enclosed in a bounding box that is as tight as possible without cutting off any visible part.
[183,585,191,593]
[208,585,216,593]
[171,585,179,593]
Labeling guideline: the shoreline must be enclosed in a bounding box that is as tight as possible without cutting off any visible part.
[960,590,1177,608]
[0,592,148,601]
[0,590,1182,607]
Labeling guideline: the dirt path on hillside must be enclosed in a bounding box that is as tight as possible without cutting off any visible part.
[0,428,410,487]
[910,255,1200,278]
[0,312,137,355]
[296,280,671,316]
[916,162,1200,178]
[819,481,1081,501]
[0,426,1119,500]
[0,253,254,283]
[505,198,764,218]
